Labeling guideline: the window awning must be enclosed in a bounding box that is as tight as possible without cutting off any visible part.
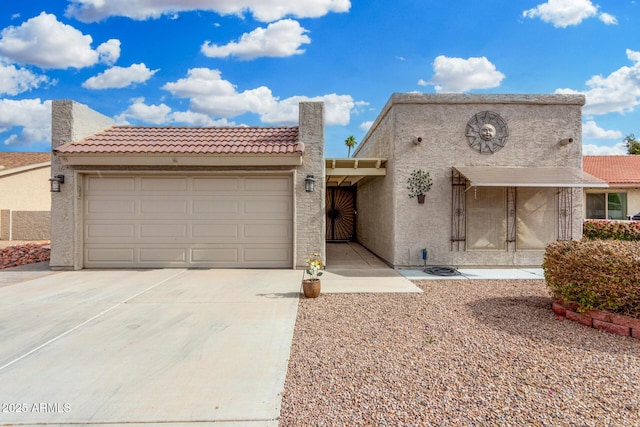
[454,166,608,188]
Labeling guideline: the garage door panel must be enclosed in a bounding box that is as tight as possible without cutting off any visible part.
[140,177,188,191]
[192,177,240,192]
[140,199,189,215]
[244,198,292,216]
[192,199,240,215]
[140,224,187,239]
[191,248,239,263]
[86,248,135,263]
[86,176,136,192]
[84,174,293,268]
[245,176,291,192]
[140,248,187,263]
[244,247,291,263]
[192,224,239,239]
[244,223,291,239]
[86,224,135,239]
[86,199,135,215]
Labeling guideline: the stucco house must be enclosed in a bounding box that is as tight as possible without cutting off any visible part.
[0,152,51,240]
[50,94,608,271]
[583,155,640,220]
[352,94,606,268]
[50,100,325,270]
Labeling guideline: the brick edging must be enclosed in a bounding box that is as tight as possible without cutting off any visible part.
[552,301,640,339]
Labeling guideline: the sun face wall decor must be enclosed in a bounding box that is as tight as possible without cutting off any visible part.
[466,111,509,154]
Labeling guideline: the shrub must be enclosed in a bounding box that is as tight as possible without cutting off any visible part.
[543,240,640,318]
[583,219,640,241]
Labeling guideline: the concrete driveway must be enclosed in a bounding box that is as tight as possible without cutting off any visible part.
[0,268,302,426]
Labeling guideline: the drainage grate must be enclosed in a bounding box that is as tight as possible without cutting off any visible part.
[424,266,461,276]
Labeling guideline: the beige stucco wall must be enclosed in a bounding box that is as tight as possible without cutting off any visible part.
[50,100,116,269]
[355,93,585,268]
[0,165,51,238]
[295,102,326,268]
[50,100,325,270]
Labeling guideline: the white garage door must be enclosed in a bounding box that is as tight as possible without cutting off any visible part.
[83,174,293,268]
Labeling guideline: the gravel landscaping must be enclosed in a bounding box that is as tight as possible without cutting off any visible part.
[280,279,640,426]
[0,241,50,269]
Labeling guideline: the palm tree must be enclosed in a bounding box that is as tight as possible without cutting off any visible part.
[345,135,357,158]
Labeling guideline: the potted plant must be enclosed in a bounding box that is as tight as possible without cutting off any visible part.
[302,252,323,298]
[406,169,433,204]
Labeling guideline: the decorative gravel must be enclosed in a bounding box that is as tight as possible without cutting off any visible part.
[280,280,640,426]
[0,242,50,269]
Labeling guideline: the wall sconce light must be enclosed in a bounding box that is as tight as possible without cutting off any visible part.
[49,174,65,193]
[559,137,574,146]
[305,175,315,192]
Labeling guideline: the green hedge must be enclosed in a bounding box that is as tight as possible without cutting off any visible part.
[583,219,640,241]
[543,240,640,318]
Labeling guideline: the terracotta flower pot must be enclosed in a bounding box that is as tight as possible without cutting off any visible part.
[302,279,321,298]
[417,194,426,204]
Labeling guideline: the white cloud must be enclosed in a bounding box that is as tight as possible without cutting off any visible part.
[97,39,121,66]
[201,19,311,60]
[0,98,51,146]
[170,111,235,126]
[260,94,354,125]
[115,98,171,124]
[523,0,616,28]
[0,61,49,95]
[599,12,618,25]
[426,55,505,93]
[0,12,120,69]
[582,142,627,155]
[556,49,640,115]
[66,0,351,23]
[83,63,158,89]
[359,121,373,132]
[163,68,277,117]
[582,120,623,140]
[162,68,356,125]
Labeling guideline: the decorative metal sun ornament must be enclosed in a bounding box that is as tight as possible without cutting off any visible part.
[466,111,509,154]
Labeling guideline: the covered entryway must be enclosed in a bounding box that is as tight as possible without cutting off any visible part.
[83,174,293,268]
[325,158,387,243]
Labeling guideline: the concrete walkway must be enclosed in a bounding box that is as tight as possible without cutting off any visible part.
[324,243,422,293]
[0,269,301,426]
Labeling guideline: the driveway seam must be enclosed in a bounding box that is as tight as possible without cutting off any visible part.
[0,269,187,373]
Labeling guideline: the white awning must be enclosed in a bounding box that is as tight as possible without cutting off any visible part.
[454,166,608,188]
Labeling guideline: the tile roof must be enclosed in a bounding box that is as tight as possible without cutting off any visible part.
[0,152,50,170]
[583,155,640,184]
[54,126,302,155]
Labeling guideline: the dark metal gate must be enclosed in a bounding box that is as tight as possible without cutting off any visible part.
[326,187,356,241]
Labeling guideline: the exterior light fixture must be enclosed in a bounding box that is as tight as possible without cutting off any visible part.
[49,174,65,193]
[305,175,315,192]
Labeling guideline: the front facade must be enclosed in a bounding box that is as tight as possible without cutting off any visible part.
[354,94,605,268]
[583,155,640,220]
[50,100,325,270]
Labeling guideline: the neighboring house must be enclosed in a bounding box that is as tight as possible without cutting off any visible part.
[50,100,324,270]
[0,152,51,240]
[583,155,640,220]
[352,94,606,268]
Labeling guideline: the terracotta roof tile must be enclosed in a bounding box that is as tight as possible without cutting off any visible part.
[0,152,50,170]
[54,126,302,155]
[583,155,640,184]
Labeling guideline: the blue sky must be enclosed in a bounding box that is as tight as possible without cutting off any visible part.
[0,0,638,157]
